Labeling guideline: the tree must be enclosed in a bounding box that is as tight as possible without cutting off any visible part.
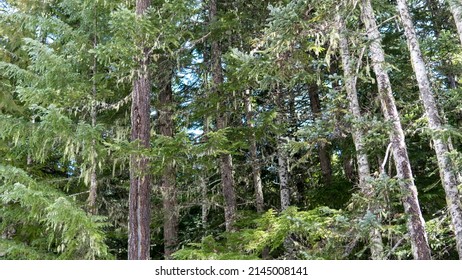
[128,0,152,260]
[360,0,431,259]
[308,83,333,185]
[276,88,291,211]
[0,0,114,259]
[2,0,462,260]
[336,5,383,259]
[244,90,265,213]
[396,0,462,259]
[155,58,178,258]
[209,0,237,232]
[87,0,99,215]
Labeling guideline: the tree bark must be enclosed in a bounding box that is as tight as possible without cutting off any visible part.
[276,89,291,211]
[360,0,431,260]
[448,0,462,46]
[200,116,211,228]
[210,0,237,232]
[88,90,98,211]
[128,0,152,260]
[337,13,384,259]
[278,135,291,211]
[160,163,177,259]
[308,84,332,185]
[397,0,462,259]
[156,60,178,259]
[244,90,264,213]
[200,174,209,227]
[88,8,98,215]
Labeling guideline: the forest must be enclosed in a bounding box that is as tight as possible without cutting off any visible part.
[1,0,462,260]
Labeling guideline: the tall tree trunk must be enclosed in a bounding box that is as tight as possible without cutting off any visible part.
[448,0,462,46]
[128,0,152,260]
[337,12,384,259]
[308,84,332,185]
[210,0,237,232]
[276,89,291,211]
[200,115,212,228]
[276,88,293,254]
[88,7,98,215]
[200,44,211,229]
[156,60,178,259]
[88,89,98,214]
[360,0,431,260]
[397,0,462,259]
[200,173,209,227]
[288,89,300,204]
[244,90,264,213]
[278,136,291,211]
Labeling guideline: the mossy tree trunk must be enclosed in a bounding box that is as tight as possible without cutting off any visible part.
[397,0,462,259]
[360,0,431,260]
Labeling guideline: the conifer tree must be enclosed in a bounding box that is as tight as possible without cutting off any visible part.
[2,0,462,260]
[87,0,99,215]
[128,0,152,260]
[0,0,114,259]
[336,5,384,259]
[308,83,332,185]
[276,87,291,211]
[209,0,237,232]
[155,57,178,258]
[244,90,264,213]
[360,0,431,259]
[396,0,462,259]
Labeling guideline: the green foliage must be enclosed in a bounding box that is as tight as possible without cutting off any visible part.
[426,211,459,259]
[0,239,54,260]
[1,0,462,260]
[174,207,350,260]
[0,165,111,259]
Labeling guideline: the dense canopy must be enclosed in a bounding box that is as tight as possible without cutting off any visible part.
[1,0,462,260]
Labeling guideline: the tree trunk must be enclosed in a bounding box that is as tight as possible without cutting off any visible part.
[200,174,209,227]
[200,45,211,229]
[288,88,300,204]
[156,60,178,259]
[308,84,332,185]
[200,115,211,228]
[128,0,152,260]
[337,13,384,259]
[397,0,462,259]
[160,163,177,259]
[448,0,462,46]
[88,9,98,215]
[210,0,237,232]
[360,0,431,260]
[244,90,264,213]
[426,0,462,185]
[342,155,356,182]
[276,89,291,211]
[278,135,291,211]
[276,94,293,253]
